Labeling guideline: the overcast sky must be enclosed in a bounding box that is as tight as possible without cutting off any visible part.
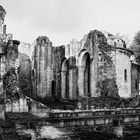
[1,0,140,45]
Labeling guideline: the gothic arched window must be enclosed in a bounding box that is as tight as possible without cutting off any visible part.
[124,69,127,82]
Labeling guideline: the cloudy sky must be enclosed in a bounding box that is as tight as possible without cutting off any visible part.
[1,0,140,45]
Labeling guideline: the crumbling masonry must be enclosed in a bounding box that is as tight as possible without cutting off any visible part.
[31,30,139,101]
[0,5,139,105]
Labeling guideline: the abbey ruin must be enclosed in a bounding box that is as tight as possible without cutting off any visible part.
[31,31,139,101]
[0,4,139,109]
[0,4,140,139]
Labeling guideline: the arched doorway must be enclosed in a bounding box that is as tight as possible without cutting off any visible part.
[84,55,90,97]
[61,59,69,99]
[78,51,90,97]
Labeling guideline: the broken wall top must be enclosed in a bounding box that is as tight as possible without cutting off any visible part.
[31,30,132,60]
[0,5,6,22]
[36,36,52,46]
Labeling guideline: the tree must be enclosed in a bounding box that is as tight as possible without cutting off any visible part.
[3,53,32,100]
[133,31,140,46]
[130,31,140,63]
[18,53,31,96]
[3,67,20,100]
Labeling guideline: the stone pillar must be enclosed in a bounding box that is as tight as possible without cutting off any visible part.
[69,69,73,99]
[0,5,6,35]
[90,60,96,97]
[35,36,53,99]
[78,66,85,97]
[61,71,67,99]
[3,25,6,35]
[0,105,5,120]
[6,40,20,71]
[0,44,6,121]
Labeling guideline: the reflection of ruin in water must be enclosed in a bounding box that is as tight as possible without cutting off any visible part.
[16,122,140,140]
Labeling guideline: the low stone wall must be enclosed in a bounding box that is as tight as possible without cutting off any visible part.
[5,98,28,112]
[48,108,140,128]
[31,102,50,118]
[5,106,140,139]
[5,95,50,118]
[49,108,140,118]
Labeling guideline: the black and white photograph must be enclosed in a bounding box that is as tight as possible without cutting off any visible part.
[0,0,140,139]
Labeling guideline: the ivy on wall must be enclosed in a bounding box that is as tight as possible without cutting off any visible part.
[18,53,31,97]
[3,67,20,100]
[96,78,119,98]
[88,30,119,98]
[97,32,119,98]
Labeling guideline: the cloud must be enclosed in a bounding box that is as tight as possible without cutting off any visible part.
[1,0,85,32]
[30,0,85,32]
[1,0,140,45]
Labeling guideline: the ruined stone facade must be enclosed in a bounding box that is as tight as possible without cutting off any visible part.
[0,6,14,97]
[0,5,19,120]
[0,5,139,104]
[131,63,140,97]
[0,5,6,35]
[31,30,139,100]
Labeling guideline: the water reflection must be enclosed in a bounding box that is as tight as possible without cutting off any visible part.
[16,123,70,140]
[16,123,140,140]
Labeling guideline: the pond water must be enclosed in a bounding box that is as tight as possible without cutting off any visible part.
[16,123,140,140]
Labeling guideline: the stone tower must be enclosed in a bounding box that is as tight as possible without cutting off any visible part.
[0,5,6,35]
[0,5,6,120]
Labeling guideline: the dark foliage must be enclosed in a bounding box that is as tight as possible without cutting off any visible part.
[97,78,119,98]
[18,53,31,96]
[130,31,140,63]
[3,67,20,100]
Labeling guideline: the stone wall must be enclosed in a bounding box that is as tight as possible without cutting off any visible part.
[102,32,132,98]
[49,108,140,128]
[131,63,139,97]
[52,46,65,99]
[115,49,132,98]
[3,40,20,100]
[5,95,50,118]
[31,30,137,101]
[32,37,54,99]
[5,40,19,72]
[68,57,78,99]
[0,5,6,35]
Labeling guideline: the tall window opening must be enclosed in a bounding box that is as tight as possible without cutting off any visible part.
[80,52,90,97]
[124,69,127,82]
[135,80,138,90]
[84,55,90,97]
[61,59,69,99]
[52,80,56,98]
